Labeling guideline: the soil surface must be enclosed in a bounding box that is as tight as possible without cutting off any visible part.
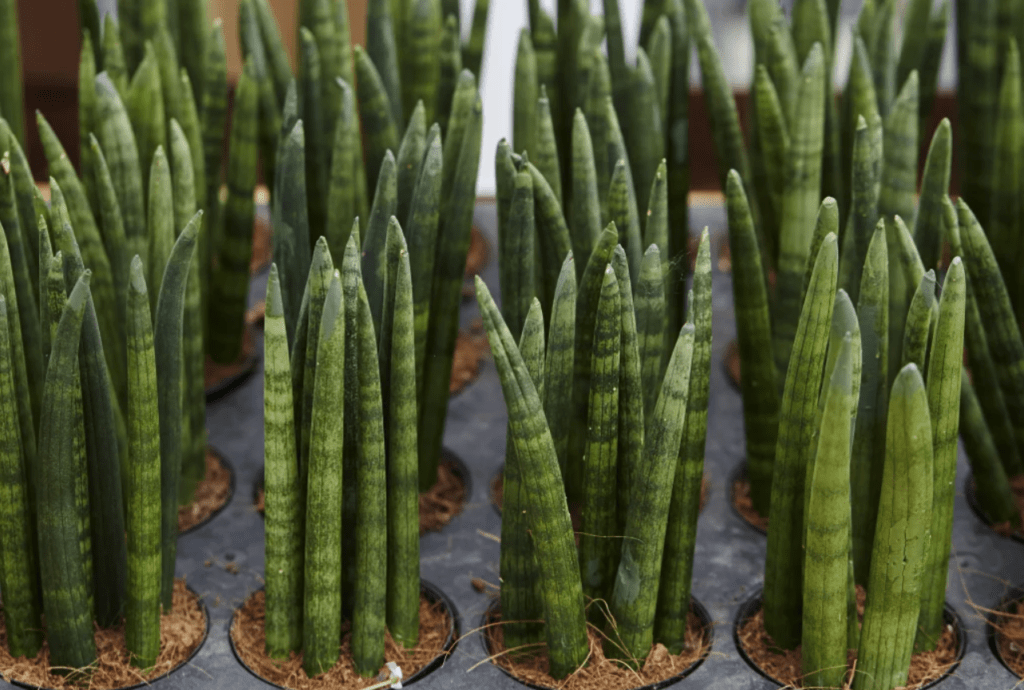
[231,590,451,689]
[178,449,232,532]
[0,579,205,689]
[484,603,709,690]
[996,598,1024,678]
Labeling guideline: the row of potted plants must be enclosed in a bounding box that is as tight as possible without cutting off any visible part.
[1,0,1024,688]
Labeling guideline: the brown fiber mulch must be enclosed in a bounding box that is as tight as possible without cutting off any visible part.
[725,339,741,388]
[450,320,489,395]
[737,599,958,689]
[731,473,769,532]
[464,226,490,279]
[178,449,232,532]
[484,604,708,690]
[419,459,467,534]
[0,579,205,689]
[231,590,451,689]
[995,599,1024,678]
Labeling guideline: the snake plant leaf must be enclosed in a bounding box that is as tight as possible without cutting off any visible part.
[571,110,601,271]
[851,221,889,585]
[800,198,839,320]
[946,198,1022,478]
[867,0,897,118]
[917,1,950,129]
[501,299,546,655]
[629,49,666,223]
[302,272,344,678]
[273,120,311,345]
[79,284,127,628]
[340,231,361,617]
[407,133,443,399]
[325,76,360,256]
[582,51,612,224]
[532,8,559,151]
[264,266,304,658]
[38,116,124,406]
[802,333,855,690]
[764,232,838,650]
[535,88,562,208]
[611,246,644,537]
[396,103,427,238]
[87,135,128,338]
[960,375,1020,526]
[901,270,936,373]
[608,320,696,667]
[0,294,42,658]
[636,246,666,420]
[419,92,482,491]
[528,161,573,311]
[655,229,712,653]
[38,222,52,367]
[79,34,98,221]
[0,119,37,294]
[643,162,670,347]
[361,152,398,335]
[173,71,206,238]
[567,225,620,505]
[0,0,24,148]
[959,0,999,230]
[177,0,208,106]
[774,43,825,382]
[580,265,621,619]
[101,14,129,99]
[500,168,537,340]
[726,171,779,516]
[436,14,463,137]
[958,200,1024,487]
[840,116,881,304]
[753,65,788,265]
[95,73,146,280]
[879,72,920,226]
[913,119,950,276]
[126,44,166,203]
[355,47,400,200]
[916,258,965,650]
[545,255,577,481]
[841,36,881,205]
[645,17,671,135]
[251,0,291,106]
[477,277,589,679]
[463,0,490,79]
[208,61,258,364]
[513,29,538,159]
[147,147,174,316]
[154,212,200,609]
[854,363,933,690]
[351,281,388,677]
[666,0,690,336]
[367,0,404,137]
[200,20,227,227]
[299,30,327,244]
[239,0,281,195]
[0,153,41,434]
[685,0,754,213]
[608,160,644,287]
[988,41,1023,299]
[303,0,344,156]
[38,271,95,671]
[402,0,442,126]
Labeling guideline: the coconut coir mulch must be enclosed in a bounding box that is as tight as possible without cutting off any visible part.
[419,459,466,534]
[731,474,769,532]
[178,449,232,532]
[464,226,490,280]
[255,459,465,535]
[0,579,205,690]
[484,605,708,690]
[231,590,451,689]
[995,598,1024,677]
[737,596,958,689]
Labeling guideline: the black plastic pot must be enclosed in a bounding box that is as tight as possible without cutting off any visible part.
[0,585,210,690]
[963,473,1024,546]
[228,580,459,688]
[733,591,966,689]
[480,596,713,690]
